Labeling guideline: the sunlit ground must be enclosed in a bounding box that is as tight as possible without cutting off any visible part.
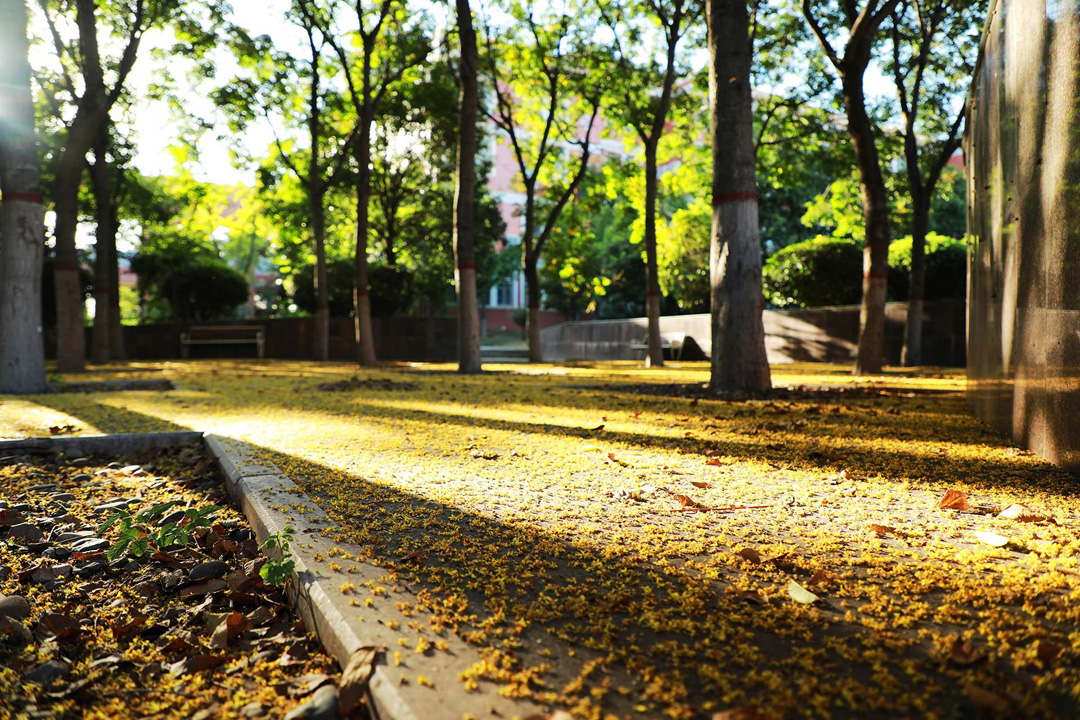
[2,360,1078,718]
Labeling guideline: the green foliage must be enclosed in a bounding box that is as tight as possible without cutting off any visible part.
[762,236,863,308]
[131,247,249,323]
[98,501,221,561]
[887,233,967,302]
[290,260,416,317]
[656,199,710,313]
[291,259,355,318]
[259,527,295,587]
[764,233,969,308]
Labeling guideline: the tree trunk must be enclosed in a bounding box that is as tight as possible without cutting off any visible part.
[454,0,482,374]
[89,126,112,364]
[844,77,890,375]
[0,0,47,393]
[354,123,377,367]
[643,140,664,368]
[706,0,771,393]
[311,193,329,361]
[108,206,124,359]
[902,193,930,366]
[53,162,88,374]
[524,257,542,363]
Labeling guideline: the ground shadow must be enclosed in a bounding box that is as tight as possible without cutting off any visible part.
[17,390,1080,718]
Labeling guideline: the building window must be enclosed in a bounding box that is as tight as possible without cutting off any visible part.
[496,281,513,307]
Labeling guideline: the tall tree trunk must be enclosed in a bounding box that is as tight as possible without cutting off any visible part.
[902,192,930,366]
[311,193,329,361]
[844,77,890,375]
[0,0,47,393]
[524,255,541,362]
[707,0,771,393]
[454,0,482,374]
[643,140,664,368]
[53,160,88,374]
[89,125,112,364]
[354,123,377,367]
[107,196,124,359]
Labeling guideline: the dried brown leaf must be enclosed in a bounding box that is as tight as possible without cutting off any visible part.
[712,708,765,720]
[339,647,379,715]
[964,684,1011,715]
[1035,639,1064,665]
[737,548,763,564]
[39,613,80,640]
[180,578,228,599]
[111,616,147,639]
[673,494,701,508]
[948,638,984,666]
[938,489,972,511]
[732,589,766,606]
[169,654,227,676]
[691,481,711,489]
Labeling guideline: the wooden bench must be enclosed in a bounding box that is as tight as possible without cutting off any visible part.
[180,325,265,359]
[630,331,686,361]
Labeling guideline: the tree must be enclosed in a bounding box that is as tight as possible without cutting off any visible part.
[313,0,429,367]
[216,5,355,360]
[34,0,156,373]
[88,121,126,363]
[454,0,482,372]
[802,0,900,374]
[482,3,602,362]
[706,0,771,392]
[887,0,980,365]
[0,0,48,394]
[598,0,702,367]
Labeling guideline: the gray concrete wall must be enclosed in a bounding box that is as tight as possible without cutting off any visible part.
[966,0,1080,470]
[541,300,965,366]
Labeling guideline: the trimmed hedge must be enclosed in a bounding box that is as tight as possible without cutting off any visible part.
[762,236,863,308]
[762,233,966,308]
[887,233,967,302]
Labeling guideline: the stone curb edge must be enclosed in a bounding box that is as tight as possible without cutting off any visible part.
[204,433,545,720]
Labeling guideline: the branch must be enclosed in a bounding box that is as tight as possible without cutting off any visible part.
[801,0,842,72]
[263,106,308,188]
[106,0,147,108]
[36,0,77,97]
[925,107,965,189]
[482,22,531,181]
[536,99,600,255]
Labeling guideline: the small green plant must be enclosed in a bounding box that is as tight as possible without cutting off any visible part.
[259,526,295,587]
[98,501,221,561]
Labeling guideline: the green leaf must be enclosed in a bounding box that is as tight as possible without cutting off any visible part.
[98,510,131,536]
[136,501,180,522]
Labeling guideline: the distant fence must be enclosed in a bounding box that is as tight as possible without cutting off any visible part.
[540,300,966,366]
[49,316,460,363]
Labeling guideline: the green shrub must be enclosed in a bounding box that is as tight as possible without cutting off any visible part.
[762,236,863,308]
[131,252,249,323]
[887,233,967,301]
[292,260,414,317]
[763,233,968,309]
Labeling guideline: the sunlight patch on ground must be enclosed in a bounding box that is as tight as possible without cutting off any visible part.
[4,360,1077,718]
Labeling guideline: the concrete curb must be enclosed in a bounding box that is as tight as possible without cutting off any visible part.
[0,431,203,457]
[204,434,546,720]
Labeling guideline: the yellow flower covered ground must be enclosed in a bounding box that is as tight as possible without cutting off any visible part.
[2,360,1078,719]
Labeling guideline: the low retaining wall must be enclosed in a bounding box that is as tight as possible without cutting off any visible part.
[540,300,966,366]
